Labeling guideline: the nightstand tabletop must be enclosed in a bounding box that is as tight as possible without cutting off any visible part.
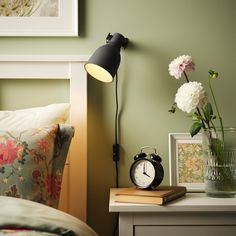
[109,188,236,213]
[110,188,236,236]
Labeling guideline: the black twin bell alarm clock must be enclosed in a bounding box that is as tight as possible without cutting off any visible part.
[130,146,164,189]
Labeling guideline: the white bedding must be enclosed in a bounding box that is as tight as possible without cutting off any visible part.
[0,196,98,236]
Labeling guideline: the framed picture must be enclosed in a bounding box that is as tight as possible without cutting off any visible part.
[0,0,78,36]
[169,133,204,192]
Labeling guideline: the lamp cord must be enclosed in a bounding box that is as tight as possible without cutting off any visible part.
[115,72,119,146]
[112,72,120,188]
[112,72,119,236]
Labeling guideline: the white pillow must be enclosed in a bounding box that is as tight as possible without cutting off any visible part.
[0,103,70,131]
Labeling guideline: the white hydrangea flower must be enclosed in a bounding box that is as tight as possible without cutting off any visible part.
[175,81,207,113]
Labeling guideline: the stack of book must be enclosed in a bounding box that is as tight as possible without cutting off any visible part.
[114,186,186,205]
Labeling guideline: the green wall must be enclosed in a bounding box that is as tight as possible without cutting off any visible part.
[0,0,236,235]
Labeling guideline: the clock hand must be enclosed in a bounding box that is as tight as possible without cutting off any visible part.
[143,162,146,174]
[143,162,151,177]
[143,172,151,178]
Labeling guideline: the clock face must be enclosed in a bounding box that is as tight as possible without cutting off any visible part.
[131,159,155,188]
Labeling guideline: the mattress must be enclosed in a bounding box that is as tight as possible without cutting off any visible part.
[0,196,98,236]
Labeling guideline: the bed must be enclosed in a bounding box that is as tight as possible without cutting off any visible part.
[0,55,98,236]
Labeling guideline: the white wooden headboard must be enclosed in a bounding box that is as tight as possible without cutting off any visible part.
[0,55,89,222]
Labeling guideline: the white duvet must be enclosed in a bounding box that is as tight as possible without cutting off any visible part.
[0,196,98,236]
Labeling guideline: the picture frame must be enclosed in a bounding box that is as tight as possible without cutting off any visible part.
[0,0,78,36]
[169,133,205,192]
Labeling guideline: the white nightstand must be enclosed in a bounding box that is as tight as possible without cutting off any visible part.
[109,188,236,236]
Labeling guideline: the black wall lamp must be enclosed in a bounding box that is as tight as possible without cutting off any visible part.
[84,32,129,188]
[84,32,128,83]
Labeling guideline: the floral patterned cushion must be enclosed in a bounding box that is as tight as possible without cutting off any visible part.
[0,124,74,208]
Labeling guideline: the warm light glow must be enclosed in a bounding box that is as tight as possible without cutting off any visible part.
[85,63,113,83]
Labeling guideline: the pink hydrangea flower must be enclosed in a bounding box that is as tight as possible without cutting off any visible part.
[168,55,195,79]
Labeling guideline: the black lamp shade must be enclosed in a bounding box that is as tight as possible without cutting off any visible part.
[85,33,128,83]
[85,44,120,83]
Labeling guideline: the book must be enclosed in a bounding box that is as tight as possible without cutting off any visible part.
[114,186,186,205]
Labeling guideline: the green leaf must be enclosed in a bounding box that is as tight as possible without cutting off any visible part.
[203,102,214,121]
[168,102,177,114]
[190,122,202,137]
[192,112,201,122]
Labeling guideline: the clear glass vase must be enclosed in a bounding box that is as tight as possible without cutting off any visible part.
[202,127,236,197]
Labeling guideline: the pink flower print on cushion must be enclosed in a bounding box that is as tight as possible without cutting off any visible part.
[37,138,50,153]
[0,140,20,165]
[46,174,61,200]
[32,170,42,179]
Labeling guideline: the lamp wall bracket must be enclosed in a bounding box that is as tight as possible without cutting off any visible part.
[106,33,129,49]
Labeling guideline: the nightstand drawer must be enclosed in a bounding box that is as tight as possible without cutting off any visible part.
[135,226,236,236]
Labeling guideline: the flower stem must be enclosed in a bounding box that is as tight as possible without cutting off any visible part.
[183,71,206,129]
[196,107,206,129]
[208,76,224,142]
[183,71,190,82]
[210,120,217,133]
